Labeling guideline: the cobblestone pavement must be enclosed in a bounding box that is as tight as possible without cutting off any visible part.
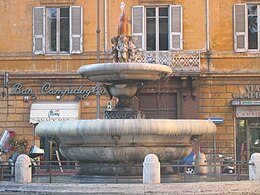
[0,181,259,194]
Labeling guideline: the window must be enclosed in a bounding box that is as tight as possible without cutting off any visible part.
[234,4,260,52]
[33,6,83,54]
[46,7,70,53]
[132,5,182,51]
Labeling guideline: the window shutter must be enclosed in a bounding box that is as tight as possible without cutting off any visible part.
[33,7,45,54]
[234,4,247,52]
[132,6,144,50]
[169,5,183,50]
[70,6,83,54]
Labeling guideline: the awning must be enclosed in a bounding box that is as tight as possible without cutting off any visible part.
[30,101,80,124]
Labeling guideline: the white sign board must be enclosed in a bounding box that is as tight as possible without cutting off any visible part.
[30,101,80,124]
[236,106,260,118]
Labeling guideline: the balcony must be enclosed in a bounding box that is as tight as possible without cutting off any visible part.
[134,51,200,76]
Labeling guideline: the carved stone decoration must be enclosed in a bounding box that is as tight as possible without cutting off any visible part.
[111,34,138,63]
[117,34,129,62]
[111,2,138,63]
[103,82,144,112]
[105,110,144,119]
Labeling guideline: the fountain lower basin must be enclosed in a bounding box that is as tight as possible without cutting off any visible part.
[36,119,216,165]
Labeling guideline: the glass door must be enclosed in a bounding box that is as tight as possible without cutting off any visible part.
[247,119,260,158]
[237,118,260,162]
[237,119,247,161]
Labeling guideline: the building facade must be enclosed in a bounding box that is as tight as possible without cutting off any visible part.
[0,0,260,165]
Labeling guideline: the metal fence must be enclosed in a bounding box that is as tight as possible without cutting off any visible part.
[134,51,200,75]
[0,160,253,184]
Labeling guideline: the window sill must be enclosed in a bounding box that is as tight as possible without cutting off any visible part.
[40,0,75,4]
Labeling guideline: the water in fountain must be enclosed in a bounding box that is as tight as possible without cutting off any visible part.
[36,3,216,176]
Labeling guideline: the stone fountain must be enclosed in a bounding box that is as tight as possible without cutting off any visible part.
[36,3,216,176]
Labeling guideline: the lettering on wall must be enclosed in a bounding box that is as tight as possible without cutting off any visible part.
[232,85,260,99]
[236,106,260,118]
[10,83,105,99]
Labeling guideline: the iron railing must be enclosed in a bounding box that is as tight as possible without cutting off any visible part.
[0,160,254,184]
[134,51,200,75]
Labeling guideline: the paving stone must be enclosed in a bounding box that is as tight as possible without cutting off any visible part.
[0,181,259,194]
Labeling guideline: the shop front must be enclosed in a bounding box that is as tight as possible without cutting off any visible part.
[30,101,80,161]
[232,101,260,163]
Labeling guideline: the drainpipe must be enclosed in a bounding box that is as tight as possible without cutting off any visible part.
[206,0,216,173]
[103,0,108,52]
[4,72,9,116]
[206,0,211,72]
[96,0,101,119]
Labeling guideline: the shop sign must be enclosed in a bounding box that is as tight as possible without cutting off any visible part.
[205,117,224,124]
[236,106,260,118]
[48,109,60,118]
[10,83,105,99]
[232,85,260,99]
[231,100,260,106]
[30,101,80,124]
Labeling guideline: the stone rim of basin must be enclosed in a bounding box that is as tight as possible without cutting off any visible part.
[36,119,216,136]
[77,63,173,82]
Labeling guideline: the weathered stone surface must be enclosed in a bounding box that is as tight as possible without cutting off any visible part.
[143,154,160,184]
[194,153,208,174]
[77,63,172,82]
[15,154,32,183]
[0,181,259,194]
[249,153,260,180]
[36,119,216,164]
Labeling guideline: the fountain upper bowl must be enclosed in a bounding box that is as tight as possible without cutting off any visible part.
[77,62,172,83]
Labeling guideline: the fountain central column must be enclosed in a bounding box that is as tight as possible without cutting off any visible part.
[103,2,144,119]
[118,2,128,36]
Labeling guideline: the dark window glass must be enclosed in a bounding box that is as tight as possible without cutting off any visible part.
[47,8,57,52]
[46,7,70,53]
[248,5,258,50]
[60,8,70,51]
[50,19,57,51]
[159,7,168,16]
[145,7,169,51]
[146,8,155,17]
[147,18,156,51]
[60,7,69,17]
[159,18,168,50]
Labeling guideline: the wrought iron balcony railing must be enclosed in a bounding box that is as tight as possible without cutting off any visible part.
[134,51,200,76]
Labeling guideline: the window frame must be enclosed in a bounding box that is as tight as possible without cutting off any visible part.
[145,6,169,51]
[46,7,70,54]
[132,5,183,51]
[247,4,260,51]
[33,6,83,55]
[234,3,260,52]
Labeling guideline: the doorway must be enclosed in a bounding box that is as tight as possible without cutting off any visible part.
[236,118,260,162]
[137,93,177,119]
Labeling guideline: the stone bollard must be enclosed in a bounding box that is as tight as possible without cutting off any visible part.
[249,153,260,180]
[15,154,32,183]
[143,154,160,184]
[194,153,208,174]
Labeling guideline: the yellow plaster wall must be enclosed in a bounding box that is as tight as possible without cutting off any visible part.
[0,0,208,73]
